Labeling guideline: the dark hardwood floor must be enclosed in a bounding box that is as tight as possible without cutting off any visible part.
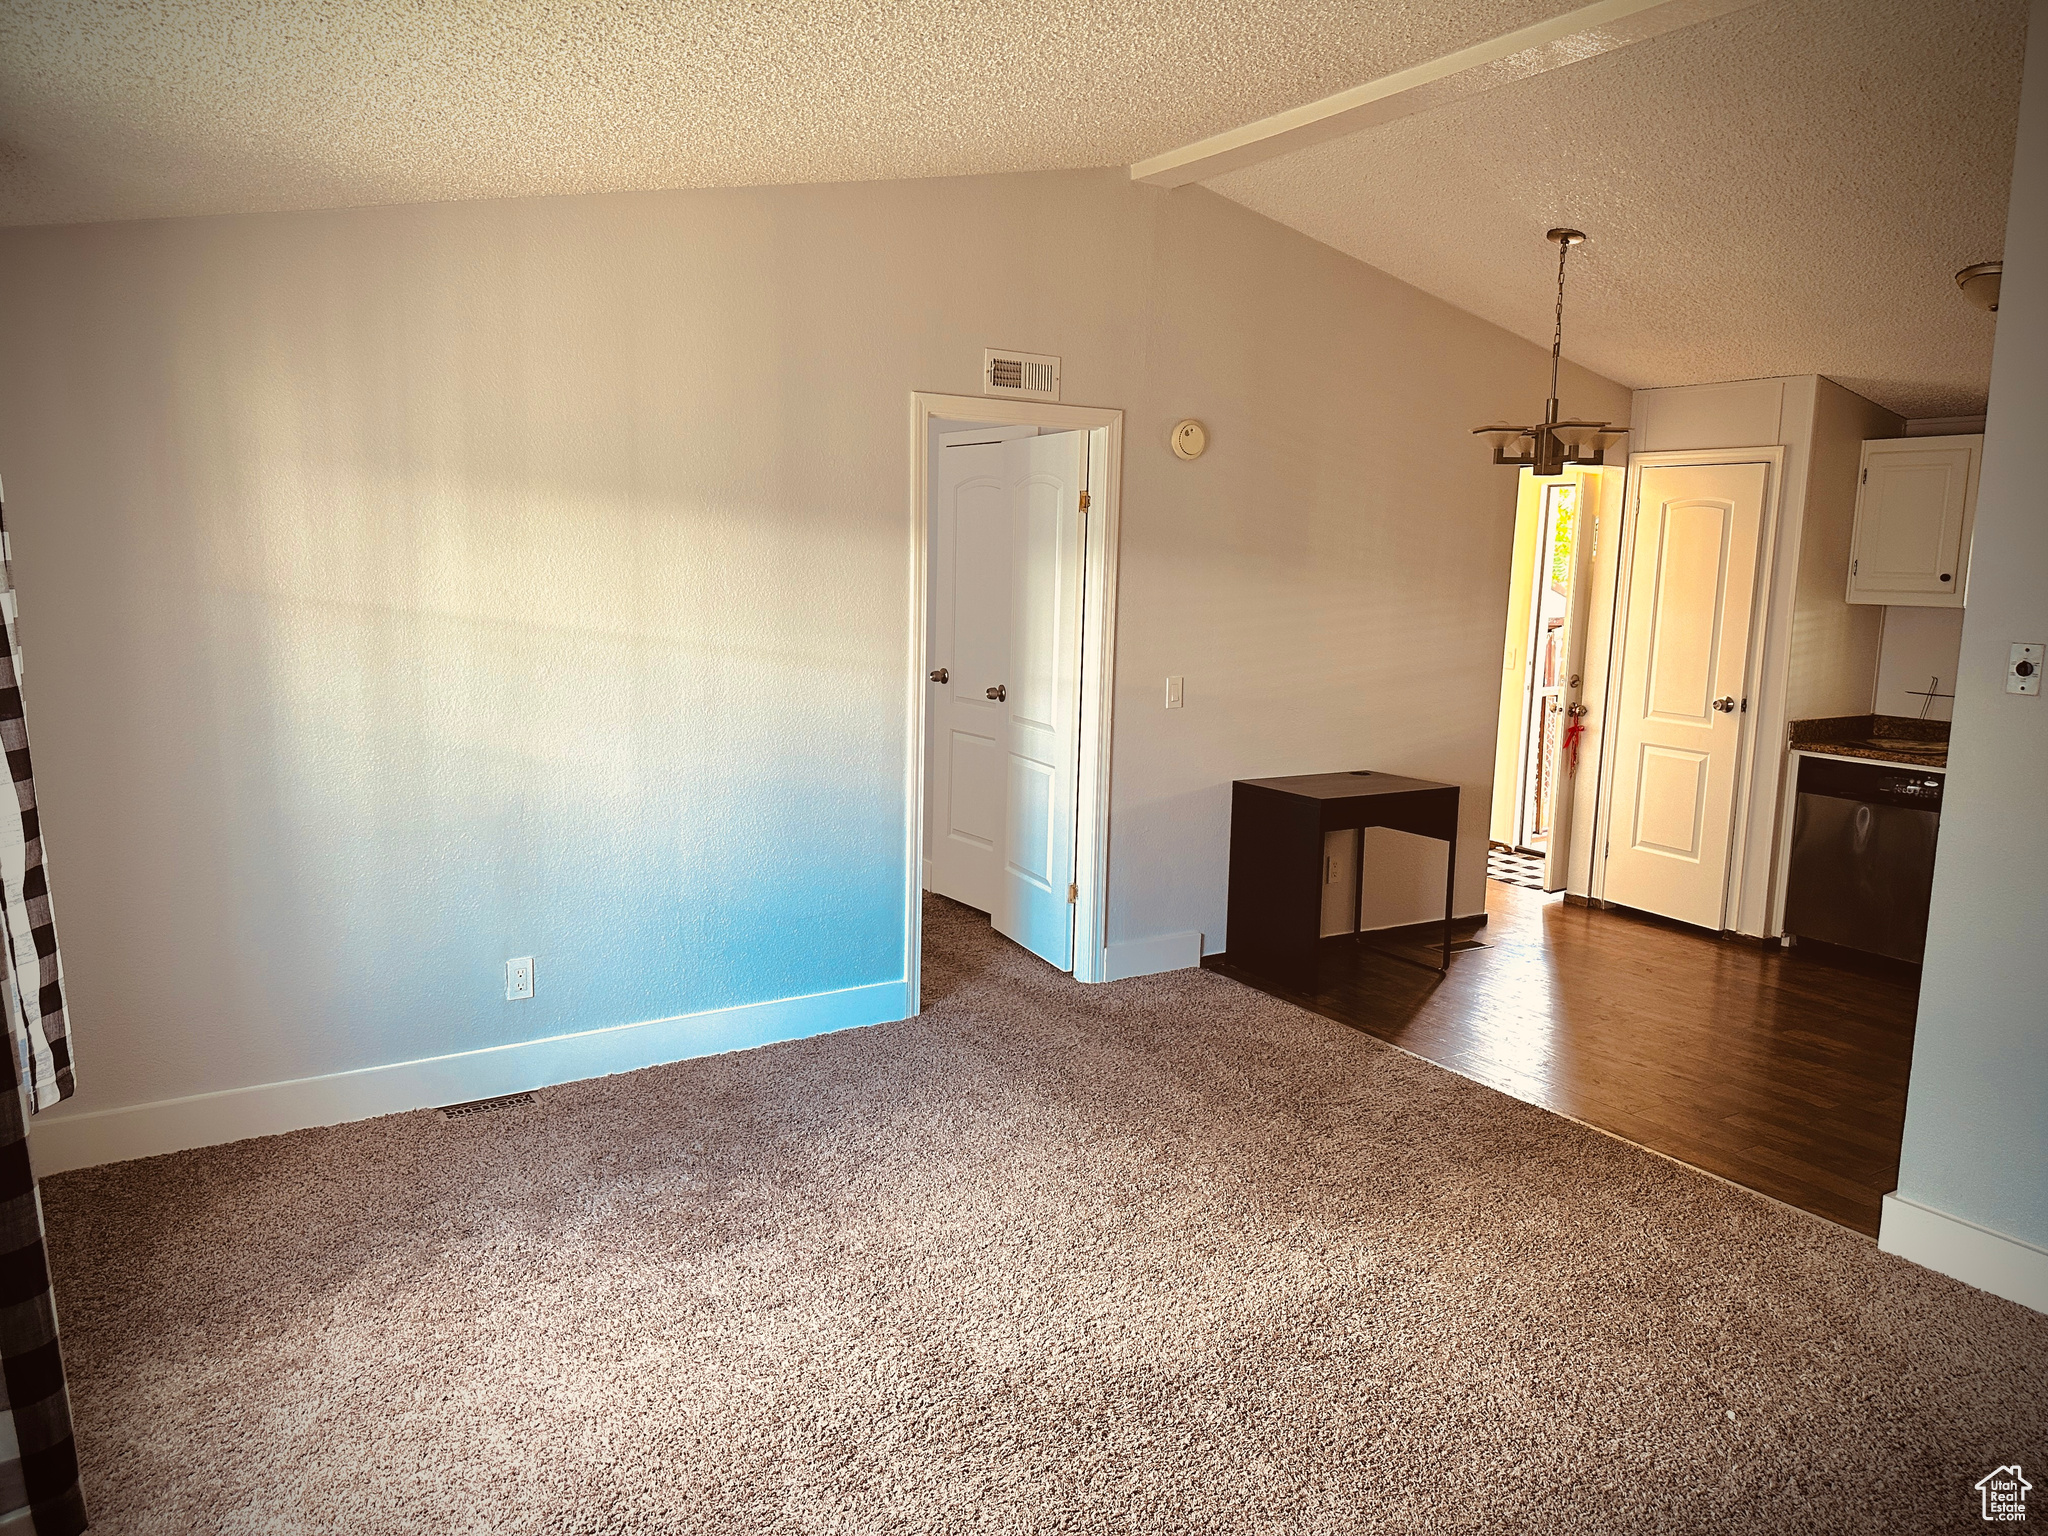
[1205,878,1920,1236]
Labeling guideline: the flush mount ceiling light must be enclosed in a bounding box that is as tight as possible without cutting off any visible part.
[1474,228,1624,478]
[1955,261,2002,312]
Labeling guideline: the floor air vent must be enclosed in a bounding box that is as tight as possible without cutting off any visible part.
[439,1091,537,1120]
[983,348,1060,402]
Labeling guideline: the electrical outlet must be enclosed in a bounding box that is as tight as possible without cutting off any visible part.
[2009,643,2044,696]
[505,956,534,1001]
[1165,675,1184,709]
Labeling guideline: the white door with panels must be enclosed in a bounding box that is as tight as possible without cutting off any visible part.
[993,431,1089,969]
[926,426,1089,972]
[1603,461,1768,930]
[927,426,1036,913]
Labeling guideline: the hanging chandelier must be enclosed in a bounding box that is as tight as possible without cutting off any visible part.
[1474,228,1624,477]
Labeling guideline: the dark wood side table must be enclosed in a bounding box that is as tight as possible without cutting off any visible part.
[1225,771,1462,992]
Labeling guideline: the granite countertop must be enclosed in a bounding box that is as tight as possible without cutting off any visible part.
[1788,714,1949,769]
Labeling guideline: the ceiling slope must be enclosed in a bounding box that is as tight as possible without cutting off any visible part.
[0,0,1590,227]
[1205,0,2028,417]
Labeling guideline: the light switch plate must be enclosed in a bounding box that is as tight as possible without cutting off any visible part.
[2010,643,2044,696]
[1165,675,1184,709]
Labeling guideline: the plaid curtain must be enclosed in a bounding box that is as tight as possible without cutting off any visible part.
[0,507,71,1113]
[0,493,86,1534]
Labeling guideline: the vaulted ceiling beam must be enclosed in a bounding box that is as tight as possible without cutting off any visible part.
[1129,0,1770,188]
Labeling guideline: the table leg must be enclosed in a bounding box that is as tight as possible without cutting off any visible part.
[1352,828,1365,943]
[1441,821,1458,974]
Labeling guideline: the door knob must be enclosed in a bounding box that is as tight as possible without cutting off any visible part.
[929,668,948,684]
[1712,696,1737,713]
[987,684,1007,702]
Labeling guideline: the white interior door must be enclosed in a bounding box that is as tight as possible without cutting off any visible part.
[1602,461,1768,929]
[993,430,1089,968]
[927,426,1035,911]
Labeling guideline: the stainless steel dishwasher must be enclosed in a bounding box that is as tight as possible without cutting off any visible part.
[1782,756,1944,963]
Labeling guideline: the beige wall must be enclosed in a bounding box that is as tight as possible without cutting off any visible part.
[0,168,1628,1134]
[1487,472,1546,849]
[1874,607,1965,721]
[1892,0,2048,1276]
[1784,377,1898,722]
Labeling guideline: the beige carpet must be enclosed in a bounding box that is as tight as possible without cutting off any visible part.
[41,895,2048,1534]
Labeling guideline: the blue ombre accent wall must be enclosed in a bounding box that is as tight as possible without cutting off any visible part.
[0,168,1627,1144]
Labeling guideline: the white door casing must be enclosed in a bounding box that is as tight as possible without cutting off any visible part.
[1542,469,1602,892]
[927,426,1036,910]
[1602,461,1768,930]
[993,430,1089,968]
[906,392,1125,1009]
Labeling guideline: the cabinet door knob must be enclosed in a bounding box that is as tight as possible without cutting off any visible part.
[987,684,1007,702]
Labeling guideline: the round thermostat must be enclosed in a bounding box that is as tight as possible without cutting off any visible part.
[1170,419,1208,460]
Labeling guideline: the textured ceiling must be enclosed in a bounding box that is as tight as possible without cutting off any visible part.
[1,1,2026,415]
[0,0,1588,227]
[1208,0,2029,418]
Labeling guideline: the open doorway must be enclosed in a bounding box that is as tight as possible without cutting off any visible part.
[1507,478,1574,854]
[904,393,1124,1013]
[1488,469,1603,893]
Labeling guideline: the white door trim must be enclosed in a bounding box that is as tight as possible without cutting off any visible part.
[906,392,1125,1009]
[1588,446,1785,926]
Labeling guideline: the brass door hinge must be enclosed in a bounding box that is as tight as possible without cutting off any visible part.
[1078,491,1091,512]
[1066,883,1079,903]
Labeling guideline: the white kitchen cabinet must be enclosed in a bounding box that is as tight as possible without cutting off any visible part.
[1846,434,1982,607]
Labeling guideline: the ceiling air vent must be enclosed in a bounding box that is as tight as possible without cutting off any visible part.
[983,348,1061,403]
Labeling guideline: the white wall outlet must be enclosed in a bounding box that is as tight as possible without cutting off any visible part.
[1165,675,1184,709]
[505,956,535,1000]
[2009,643,2044,696]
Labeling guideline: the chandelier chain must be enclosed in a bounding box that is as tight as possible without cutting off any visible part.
[1472,227,1607,479]
[1549,234,1569,416]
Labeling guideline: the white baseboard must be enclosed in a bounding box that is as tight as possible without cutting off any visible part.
[1880,1192,2048,1314]
[27,979,910,1177]
[1102,929,1203,982]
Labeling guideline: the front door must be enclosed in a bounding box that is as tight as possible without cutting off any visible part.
[992,430,1089,969]
[1540,469,1603,892]
[1602,461,1768,929]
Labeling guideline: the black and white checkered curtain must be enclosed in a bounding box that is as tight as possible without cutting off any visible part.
[0,492,86,1534]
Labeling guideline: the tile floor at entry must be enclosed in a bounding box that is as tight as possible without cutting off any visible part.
[1484,845,1547,890]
